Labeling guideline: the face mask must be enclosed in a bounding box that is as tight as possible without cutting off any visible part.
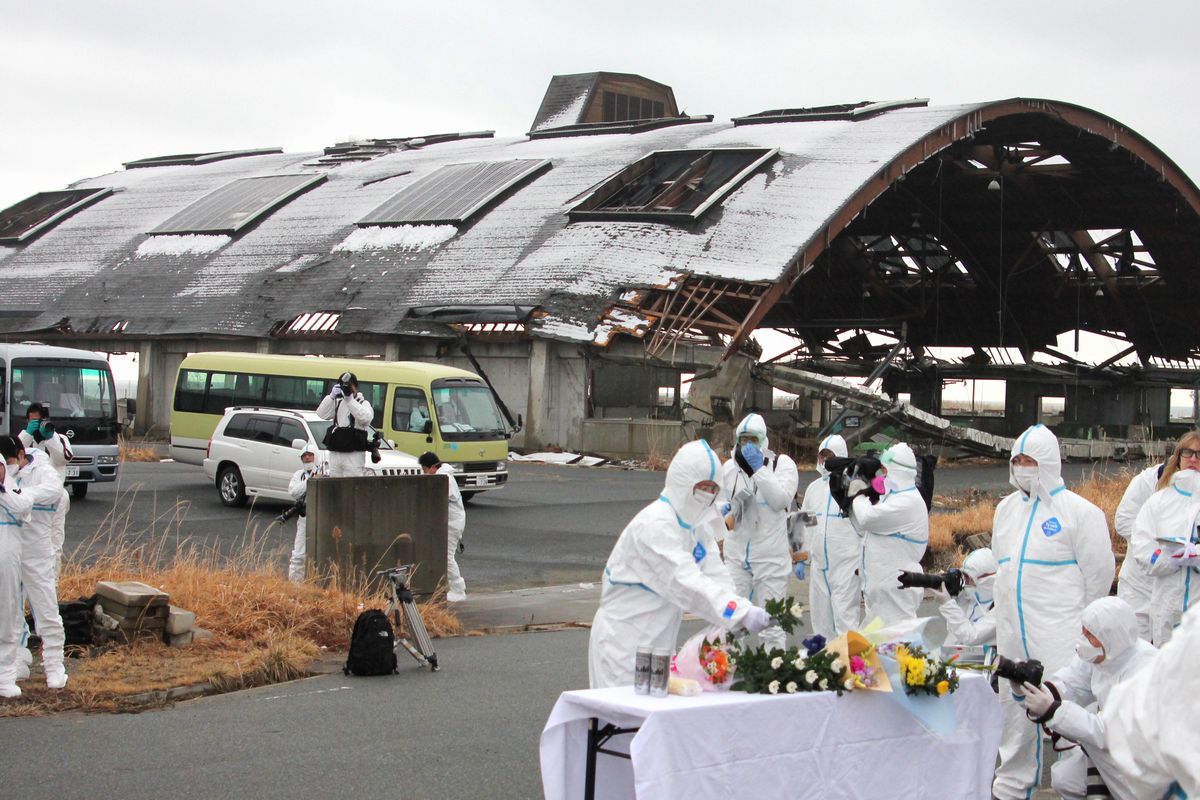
[1012,465,1039,493]
[871,475,887,495]
[974,574,995,602]
[1075,636,1104,664]
[692,487,718,507]
[1172,468,1200,495]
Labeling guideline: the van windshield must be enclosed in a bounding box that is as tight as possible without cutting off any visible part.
[11,360,118,444]
[431,384,505,441]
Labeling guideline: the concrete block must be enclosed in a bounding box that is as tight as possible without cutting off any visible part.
[192,626,215,641]
[95,580,168,609]
[167,630,194,648]
[95,598,170,621]
[166,606,195,636]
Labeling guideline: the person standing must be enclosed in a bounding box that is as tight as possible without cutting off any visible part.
[719,413,799,653]
[847,442,929,625]
[591,440,771,688]
[1128,432,1200,645]
[315,372,373,478]
[419,452,467,603]
[991,424,1115,800]
[1112,462,1162,640]
[17,404,71,574]
[286,444,325,583]
[800,434,861,639]
[0,440,33,699]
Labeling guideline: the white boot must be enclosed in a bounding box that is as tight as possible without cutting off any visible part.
[0,683,21,699]
[45,665,67,690]
[15,647,32,680]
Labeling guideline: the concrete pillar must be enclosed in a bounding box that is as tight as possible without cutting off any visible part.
[134,341,157,437]
[255,339,272,354]
[525,339,553,450]
[134,341,185,438]
[385,341,401,361]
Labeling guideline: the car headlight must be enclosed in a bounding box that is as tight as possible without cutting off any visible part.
[496,461,507,471]
[97,455,119,465]
[447,462,464,473]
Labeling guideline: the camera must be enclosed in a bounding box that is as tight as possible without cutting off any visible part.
[368,430,383,464]
[275,499,306,524]
[993,656,1044,686]
[896,568,965,596]
[823,455,883,514]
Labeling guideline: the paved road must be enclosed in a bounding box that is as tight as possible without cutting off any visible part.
[67,459,1136,591]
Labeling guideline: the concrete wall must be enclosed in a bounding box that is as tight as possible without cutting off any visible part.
[579,418,693,461]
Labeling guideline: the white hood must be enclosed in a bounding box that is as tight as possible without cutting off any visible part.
[817,434,848,459]
[961,547,998,604]
[733,413,769,454]
[1081,596,1140,669]
[1009,424,1064,505]
[879,442,917,491]
[662,439,721,527]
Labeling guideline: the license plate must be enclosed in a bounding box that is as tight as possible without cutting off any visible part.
[467,476,488,486]
[66,467,80,477]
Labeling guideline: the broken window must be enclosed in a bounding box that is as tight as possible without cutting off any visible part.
[569,148,778,224]
[149,174,326,236]
[0,188,112,245]
[357,159,551,227]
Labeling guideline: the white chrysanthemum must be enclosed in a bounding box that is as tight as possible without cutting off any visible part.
[819,679,829,691]
[770,656,783,669]
[805,670,819,684]
[768,680,780,695]
[829,658,844,673]
[786,681,798,694]
[792,657,806,670]
[843,678,855,690]
[791,604,804,619]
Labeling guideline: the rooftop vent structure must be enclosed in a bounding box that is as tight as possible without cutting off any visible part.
[732,98,929,126]
[306,131,494,166]
[530,72,682,133]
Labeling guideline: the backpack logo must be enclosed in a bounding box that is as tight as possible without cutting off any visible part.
[1042,517,1062,537]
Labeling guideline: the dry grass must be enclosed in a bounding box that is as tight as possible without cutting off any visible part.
[119,437,161,462]
[4,487,460,717]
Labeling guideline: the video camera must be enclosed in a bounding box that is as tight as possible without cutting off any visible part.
[896,568,965,596]
[275,499,306,524]
[823,455,883,514]
[993,656,1044,687]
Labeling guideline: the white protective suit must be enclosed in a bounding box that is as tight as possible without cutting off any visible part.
[15,449,69,684]
[1102,601,1200,799]
[1035,597,1162,800]
[849,442,928,625]
[1113,464,1161,641]
[590,440,753,688]
[1129,468,1200,645]
[0,465,33,696]
[286,445,325,583]
[17,427,71,571]
[719,414,799,652]
[437,462,467,602]
[938,547,997,658]
[801,434,861,638]
[315,390,374,478]
[991,424,1116,800]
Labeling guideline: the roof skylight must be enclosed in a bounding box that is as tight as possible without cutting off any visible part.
[149,174,326,236]
[123,148,283,169]
[357,159,551,227]
[0,188,113,245]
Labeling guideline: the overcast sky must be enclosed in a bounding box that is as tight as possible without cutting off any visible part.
[4,1,1200,211]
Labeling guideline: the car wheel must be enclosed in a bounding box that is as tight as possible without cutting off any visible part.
[70,483,88,500]
[461,491,478,505]
[217,465,248,507]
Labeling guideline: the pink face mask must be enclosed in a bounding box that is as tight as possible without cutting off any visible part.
[871,475,888,494]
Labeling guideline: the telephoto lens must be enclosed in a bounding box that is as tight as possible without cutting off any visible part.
[896,570,946,590]
[942,568,965,597]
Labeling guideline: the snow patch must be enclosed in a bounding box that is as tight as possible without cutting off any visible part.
[136,234,230,257]
[535,90,591,131]
[334,225,457,252]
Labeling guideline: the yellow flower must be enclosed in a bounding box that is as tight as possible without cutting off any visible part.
[937,680,950,696]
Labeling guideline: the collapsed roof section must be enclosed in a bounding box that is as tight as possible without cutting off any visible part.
[1,94,1198,378]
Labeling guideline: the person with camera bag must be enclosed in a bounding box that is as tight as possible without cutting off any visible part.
[800,434,862,639]
[17,404,71,574]
[286,444,325,583]
[991,424,1115,800]
[1016,596,1160,800]
[845,442,928,625]
[719,413,799,652]
[316,372,373,478]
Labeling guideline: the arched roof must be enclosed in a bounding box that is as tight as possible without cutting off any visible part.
[0,98,1196,363]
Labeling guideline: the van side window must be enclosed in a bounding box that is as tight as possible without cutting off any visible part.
[175,369,208,413]
[392,388,430,432]
[264,376,327,410]
[206,372,266,414]
[245,415,279,444]
[355,381,386,429]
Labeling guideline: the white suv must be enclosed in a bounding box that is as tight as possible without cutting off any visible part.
[203,407,422,507]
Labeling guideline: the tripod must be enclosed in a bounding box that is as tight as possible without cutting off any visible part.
[377,566,439,671]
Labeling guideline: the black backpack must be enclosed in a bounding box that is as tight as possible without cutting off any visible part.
[343,609,398,676]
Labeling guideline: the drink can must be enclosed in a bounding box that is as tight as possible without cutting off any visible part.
[649,648,671,697]
[634,645,653,694]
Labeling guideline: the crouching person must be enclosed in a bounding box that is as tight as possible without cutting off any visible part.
[418,453,467,602]
[1017,597,1162,800]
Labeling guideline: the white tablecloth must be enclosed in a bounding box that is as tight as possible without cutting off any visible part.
[540,673,1002,800]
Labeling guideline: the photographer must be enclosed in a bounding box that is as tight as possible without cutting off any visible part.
[846,442,928,625]
[315,372,373,478]
[929,548,997,660]
[1016,597,1160,800]
[991,424,1114,800]
[17,404,72,573]
[286,444,325,583]
[800,434,862,639]
[418,452,467,602]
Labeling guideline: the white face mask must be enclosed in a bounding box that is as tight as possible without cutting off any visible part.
[1075,635,1104,664]
[692,487,718,507]
[1012,465,1039,493]
[816,460,828,477]
[1172,468,1200,496]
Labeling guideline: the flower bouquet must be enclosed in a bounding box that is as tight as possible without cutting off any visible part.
[823,630,891,692]
[879,642,960,697]
[673,627,736,691]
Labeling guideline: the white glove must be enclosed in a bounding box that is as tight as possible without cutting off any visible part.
[1022,682,1055,719]
[739,606,772,633]
[330,385,345,399]
[929,585,952,603]
[1173,542,1200,561]
[846,479,868,497]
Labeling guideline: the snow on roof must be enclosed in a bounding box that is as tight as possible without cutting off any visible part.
[0,103,985,341]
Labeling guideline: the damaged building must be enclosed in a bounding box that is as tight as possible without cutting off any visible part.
[2,71,1199,459]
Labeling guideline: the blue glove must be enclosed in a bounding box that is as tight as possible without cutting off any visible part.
[719,502,732,517]
[740,442,764,472]
[330,385,344,399]
[25,419,40,435]
[793,560,807,580]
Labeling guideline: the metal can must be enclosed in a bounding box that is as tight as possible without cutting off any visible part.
[634,645,653,694]
[649,648,671,697]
